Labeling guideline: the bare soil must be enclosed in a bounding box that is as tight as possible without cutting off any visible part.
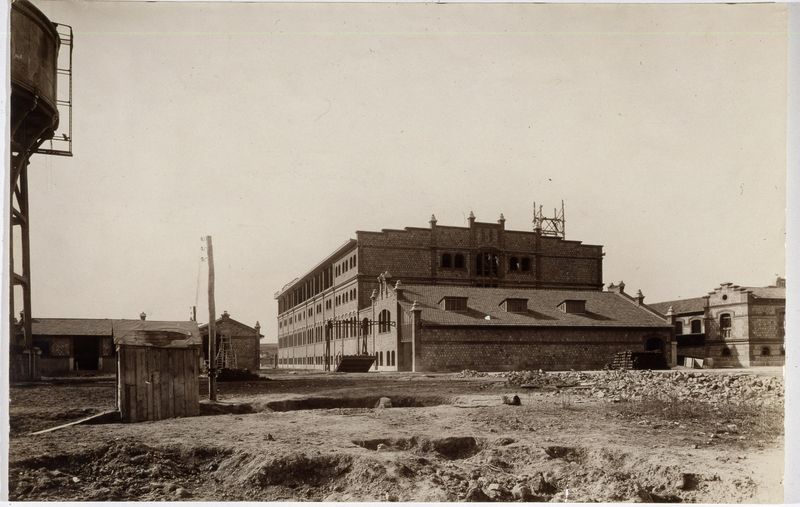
[7,369,784,502]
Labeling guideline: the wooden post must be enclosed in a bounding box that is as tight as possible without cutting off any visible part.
[206,236,217,401]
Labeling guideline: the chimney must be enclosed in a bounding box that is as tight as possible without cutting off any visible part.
[468,210,476,227]
[222,310,230,320]
[498,213,506,229]
[394,280,403,299]
[776,276,786,288]
[255,321,261,333]
[635,289,645,306]
[139,312,146,321]
[429,214,437,228]
[607,281,626,294]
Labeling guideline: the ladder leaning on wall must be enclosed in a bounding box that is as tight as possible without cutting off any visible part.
[215,332,238,369]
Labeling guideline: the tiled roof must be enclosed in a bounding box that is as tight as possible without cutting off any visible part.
[31,318,113,336]
[198,316,263,337]
[397,285,670,328]
[745,287,785,300]
[649,297,707,315]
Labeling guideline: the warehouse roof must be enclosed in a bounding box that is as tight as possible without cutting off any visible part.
[397,285,670,328]
[649,297,707,316]
[30,318,113,336]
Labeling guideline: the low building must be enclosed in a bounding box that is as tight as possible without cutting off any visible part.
[27,313,201,377]
[279,277,673,372]
[30,318,116,376]
[199,311,263,371]
[651,278,785,367]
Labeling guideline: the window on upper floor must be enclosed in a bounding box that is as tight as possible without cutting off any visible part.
[761,346,771,356]
[674,321,684,335]
[442,253,452,268]
[379,309,392,333]
[509,257,519,272]
[521,257,531,272]
[454,254,465,269]
[690,320,702,334]
[719,313,732,337]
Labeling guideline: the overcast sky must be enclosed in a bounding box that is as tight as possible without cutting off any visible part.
[21,1,788,341]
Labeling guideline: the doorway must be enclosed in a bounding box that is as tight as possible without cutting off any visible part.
[73,336,100,370]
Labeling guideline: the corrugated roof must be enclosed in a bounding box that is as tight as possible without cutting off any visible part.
[31,318,113,336]
[649,297,707,315]
[113,320,201,348]
[398,285,670,328]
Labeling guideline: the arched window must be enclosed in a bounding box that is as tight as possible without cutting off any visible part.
[761,346,771,356]
[674,321,684,335]
[390,351,395,366]
[454,254,465,269]
[509,257,519,272]
[441,253,452,268]
[719,313,732,338]
[721,346,732,357]
[690,320,702,334]
[780,346,785,356]
[379,309,391,333]
[521,257,531,272]
[379,351,384,366]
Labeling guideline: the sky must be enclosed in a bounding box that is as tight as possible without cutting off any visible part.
[14,1,789,342]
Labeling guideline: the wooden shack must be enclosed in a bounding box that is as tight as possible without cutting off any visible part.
[114,320,201,423]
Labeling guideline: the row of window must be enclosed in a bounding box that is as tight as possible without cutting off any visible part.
[378,350,396,367]
[335,253,357,278]
[675,320,703,335]
[277,351,397,367]
[336,288,357,307]
[439,253,533,274]
[278,288,357,329]
[720,346,785,357]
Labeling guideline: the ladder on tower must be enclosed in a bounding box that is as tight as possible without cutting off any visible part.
[215,333,237,369]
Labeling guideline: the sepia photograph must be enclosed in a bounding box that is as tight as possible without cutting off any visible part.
[3,0,796,503]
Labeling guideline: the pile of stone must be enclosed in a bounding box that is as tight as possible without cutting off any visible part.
[455,370,489,378]
[505,370,784,406]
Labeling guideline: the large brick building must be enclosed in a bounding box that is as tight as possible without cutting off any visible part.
[275,213,673,371]
[651,278,785,367]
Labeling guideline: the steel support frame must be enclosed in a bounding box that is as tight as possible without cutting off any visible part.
[9,153,35,378]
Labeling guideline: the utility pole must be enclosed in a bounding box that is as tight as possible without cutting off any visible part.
[206,235,217,401]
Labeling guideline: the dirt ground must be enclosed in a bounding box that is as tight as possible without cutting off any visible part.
[7,368,785,502]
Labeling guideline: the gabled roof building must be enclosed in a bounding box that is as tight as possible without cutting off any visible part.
[651,278,786,367]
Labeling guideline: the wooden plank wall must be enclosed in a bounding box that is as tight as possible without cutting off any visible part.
[118,346,200,423]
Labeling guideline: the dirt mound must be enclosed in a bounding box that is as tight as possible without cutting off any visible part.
[9,439,232,501]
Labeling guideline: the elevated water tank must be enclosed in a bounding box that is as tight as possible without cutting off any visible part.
[10,0,61,152]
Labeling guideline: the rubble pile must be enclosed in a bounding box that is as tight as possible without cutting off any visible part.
[455,370,490,378]
[505,370,784,406]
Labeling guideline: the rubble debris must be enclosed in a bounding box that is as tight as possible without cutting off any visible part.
[505,370,783,406]
[501,394,521,406]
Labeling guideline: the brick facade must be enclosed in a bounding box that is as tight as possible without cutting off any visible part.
[416,327,672,372]
[276,213,607,370]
